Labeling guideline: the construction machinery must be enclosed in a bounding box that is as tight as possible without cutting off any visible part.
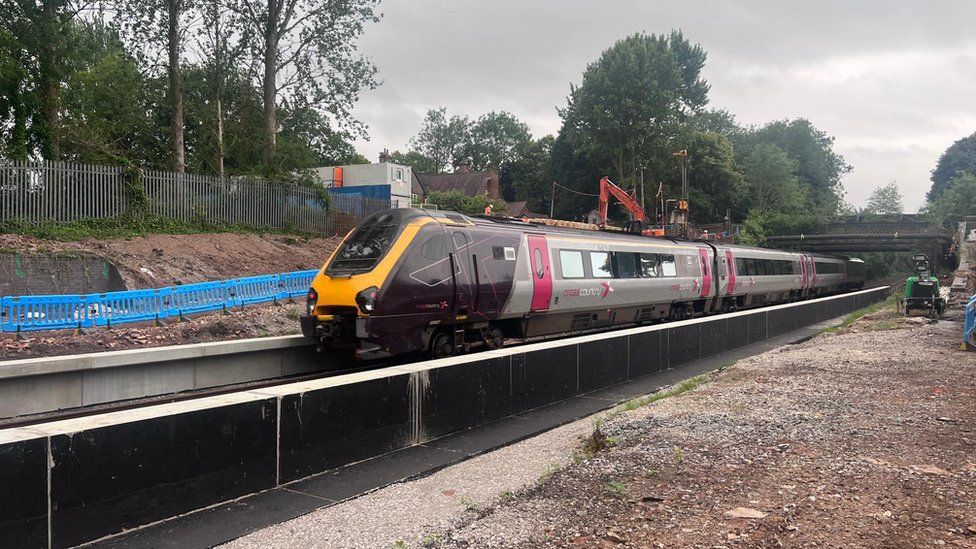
[904,254,946,317]
[596,176,665,236]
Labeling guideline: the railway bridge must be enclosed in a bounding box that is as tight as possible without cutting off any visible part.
[764,214,953,256]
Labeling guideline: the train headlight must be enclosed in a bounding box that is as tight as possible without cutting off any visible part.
[306,288,318,315]
[356,286,379,314]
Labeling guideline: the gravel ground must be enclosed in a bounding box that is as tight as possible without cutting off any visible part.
[225,303,976,549]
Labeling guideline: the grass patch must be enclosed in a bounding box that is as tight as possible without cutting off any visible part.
[820,294,899,334]
[605,480,628,498]
[538,462,563,484]
[611,373,710,418]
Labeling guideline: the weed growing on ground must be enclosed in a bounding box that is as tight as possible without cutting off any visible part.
[642,468,659,478]
[538,462,563,484]
[422,533,439,547]
[393,540,409,549]
[821,294,898,334]
[673,446,684,464]
[459,496,476,511]
[499,490,514,502]
[606,480,628,498]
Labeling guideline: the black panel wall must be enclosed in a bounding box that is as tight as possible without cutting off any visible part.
[50,399,277,548]
[0,438,47,549]
[667,324,700,367]
[278,374,412,483]
[511,345,579,412]
[627,330,663,378]
[578,337,628,393]
[420,356,512,441]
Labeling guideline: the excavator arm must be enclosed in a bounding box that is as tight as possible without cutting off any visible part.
[598,176,646,225]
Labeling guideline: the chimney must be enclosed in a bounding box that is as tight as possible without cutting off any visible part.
[378,148,392,163]
[456,160,471,173]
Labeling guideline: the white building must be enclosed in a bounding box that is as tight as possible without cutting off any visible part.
[315,151,417,208]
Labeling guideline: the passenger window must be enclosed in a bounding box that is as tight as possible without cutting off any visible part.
[639,253,661,278]
[559,250,584,279]
[421,234,447,260]
[533,249,545,278]
[660,254,677,277]
[590,252,612,278]
[613,252,639,278]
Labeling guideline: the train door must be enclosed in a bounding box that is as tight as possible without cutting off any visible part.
[527,235,552,311]
[808,257,818,293]
[697,248,712,298]
[725,250,737,294]
[799,254,809,297]
[449,229,473,318]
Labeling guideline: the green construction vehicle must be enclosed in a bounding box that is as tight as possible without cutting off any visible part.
[904,254,945,317]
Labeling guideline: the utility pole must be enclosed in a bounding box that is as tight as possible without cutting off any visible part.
[550,181,556,218]
[639,165,646,215]
[672,149,690,236]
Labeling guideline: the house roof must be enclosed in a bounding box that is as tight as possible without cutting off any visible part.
[507,201,528,217]
[417,171,495,198]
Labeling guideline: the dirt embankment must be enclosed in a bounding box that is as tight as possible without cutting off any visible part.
[1,232,340,360]
[0,232,340,288]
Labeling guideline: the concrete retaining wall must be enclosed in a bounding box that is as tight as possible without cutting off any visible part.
[0,253,126,297]
[0,287,888,548]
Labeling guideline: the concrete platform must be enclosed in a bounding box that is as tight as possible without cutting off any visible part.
[0,335,321,418]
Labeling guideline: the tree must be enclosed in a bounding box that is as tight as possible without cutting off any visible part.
[504,135,554,209]
[864,182,903,216]
[923,173,976,222]
[408,108,471,172]
[738,119,850,216]
[461,111,532,171]
[558,31,709,188]
[229,0,379,168]
[391,149,438,174]
[0,0,95,159]
[113,0,195,172]
[424,190,506,216]
[675,130,742,224]
[737,142,804,215]
[929,132,976,202]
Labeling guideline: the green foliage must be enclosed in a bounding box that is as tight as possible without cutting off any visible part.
[559,31,708,184]
[923,172,976,223]
[679,130,742,224]
[425,190,507,216]
[928,132,976,202]
[863,182,903,216]
[408,108,472,172]
[462,111,532,171]
[605,480,628,497]
[504,135,554,207]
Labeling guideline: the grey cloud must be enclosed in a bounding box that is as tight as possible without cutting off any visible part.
[350,0,976,211]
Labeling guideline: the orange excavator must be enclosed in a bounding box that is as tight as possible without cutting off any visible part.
[597,176,665,237]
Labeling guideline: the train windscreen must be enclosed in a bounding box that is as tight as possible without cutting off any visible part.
[326,213,400,275]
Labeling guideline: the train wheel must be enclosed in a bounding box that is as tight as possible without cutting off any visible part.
[430,331,455,359]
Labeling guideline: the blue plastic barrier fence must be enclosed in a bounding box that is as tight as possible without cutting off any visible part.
[171,281,230,317]
[277,271,317,301]
[0,294,93,332]
[0,269,322,333]
[93,288,174,327]
[230,274,282,307]
[964,295,976,349]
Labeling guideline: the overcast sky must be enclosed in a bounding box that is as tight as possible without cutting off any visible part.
[349,0,976,212]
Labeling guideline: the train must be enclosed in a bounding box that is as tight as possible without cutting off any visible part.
[301,208,866,360]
